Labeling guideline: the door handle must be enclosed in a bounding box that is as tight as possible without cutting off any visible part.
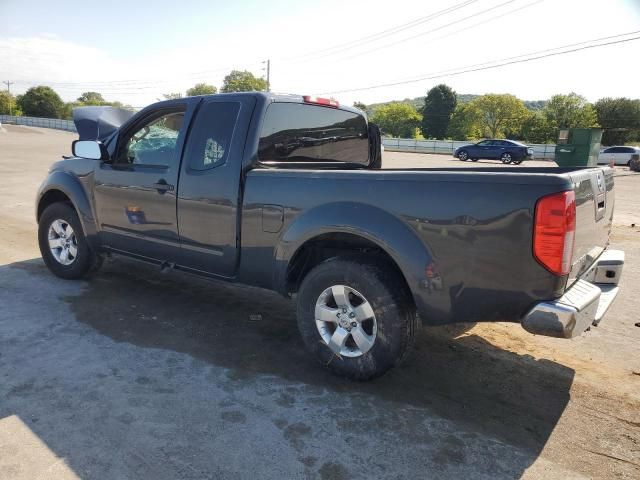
[153,180,174,193]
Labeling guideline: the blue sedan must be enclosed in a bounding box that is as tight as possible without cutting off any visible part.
[454,139,533,164]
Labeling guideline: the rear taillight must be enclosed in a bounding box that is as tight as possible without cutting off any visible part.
[303,95,339,108]
[533,190,576,276]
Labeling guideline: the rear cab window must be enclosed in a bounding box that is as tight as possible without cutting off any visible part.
[258,103,369,165]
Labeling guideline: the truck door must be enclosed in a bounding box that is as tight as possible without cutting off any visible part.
[93,104,192,261]
[176,95,256,277]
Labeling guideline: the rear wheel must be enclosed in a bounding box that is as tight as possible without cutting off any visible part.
[38,203,102,279]
[511,158,523,165]
[471,158,479,162]
[296,256,418,380]
[500,152,512,164]
[457,150,469,161]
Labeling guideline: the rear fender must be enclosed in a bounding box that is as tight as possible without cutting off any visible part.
[273,202,434,313]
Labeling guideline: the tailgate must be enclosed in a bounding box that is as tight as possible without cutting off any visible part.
[567,167,614,286]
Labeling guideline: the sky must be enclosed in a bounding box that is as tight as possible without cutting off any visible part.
[1,0,639,108]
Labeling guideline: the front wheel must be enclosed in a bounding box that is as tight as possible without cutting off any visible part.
[500,152,512,164]
[38,202,102,279]
[296,257,418,380]
[511,158,523,165]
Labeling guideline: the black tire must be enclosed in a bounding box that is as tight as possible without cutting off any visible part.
[38,202,102,280]
[457,150,469,161]
[471,158,479,162]
[511,158,523,165]
[500,152,512,164]
[296,256,418,380]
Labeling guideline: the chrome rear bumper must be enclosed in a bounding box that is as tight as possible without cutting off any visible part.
[522,249,624,338]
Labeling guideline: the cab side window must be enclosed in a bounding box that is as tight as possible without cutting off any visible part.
[118,111,185,167]
[185,102,241,171]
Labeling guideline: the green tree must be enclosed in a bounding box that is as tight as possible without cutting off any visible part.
[353,101,368,113]
[16,86,65,118]
[594,97,640,146]
[543,93,598,134]
[220,70,267,93]
[446,103,482,140]
[468,93,529,138]
[518,112,554,143]
[77,91,106,105]
[0,91,17,115]
[60,102,77,120]
[186,83,218,96]
[421,84,457,139]
[371,103,421,138]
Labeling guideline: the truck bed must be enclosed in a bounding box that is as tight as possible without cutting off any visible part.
[240,165,614,326]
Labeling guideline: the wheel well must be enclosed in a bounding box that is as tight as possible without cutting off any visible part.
[37,190,72,221]
[285,233,413,303]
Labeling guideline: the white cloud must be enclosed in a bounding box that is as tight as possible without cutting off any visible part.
[0,35,265,107]
[0,36,121,100]
[2,0,639,109]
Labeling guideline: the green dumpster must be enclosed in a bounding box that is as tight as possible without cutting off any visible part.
[554,128,603,167]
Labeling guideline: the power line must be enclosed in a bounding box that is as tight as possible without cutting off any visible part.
[358,30,638,88]
[333,0,527,63]
[0,1,534,93]
[335,0,541,63]
[320,31,640,95]
[3,2,483,90]
[283,0,482,62]
[428,0,544,43]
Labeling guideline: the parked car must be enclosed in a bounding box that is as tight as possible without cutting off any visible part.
[35,93,624,380]
[454,139,534,164]
[597,146,640,166]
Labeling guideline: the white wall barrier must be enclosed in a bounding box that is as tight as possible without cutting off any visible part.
[0,115,77,132]
[382,138,557,160]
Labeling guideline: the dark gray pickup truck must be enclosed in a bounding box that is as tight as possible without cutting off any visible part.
[36,92,625,379]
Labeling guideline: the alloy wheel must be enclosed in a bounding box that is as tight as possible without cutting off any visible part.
[48,219,78,265]
[315,285,377,358]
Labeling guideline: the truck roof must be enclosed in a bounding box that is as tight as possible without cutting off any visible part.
[158,91,363,116]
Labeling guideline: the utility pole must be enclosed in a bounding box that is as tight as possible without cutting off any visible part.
[262,59,271,92]
[3,81,14,116]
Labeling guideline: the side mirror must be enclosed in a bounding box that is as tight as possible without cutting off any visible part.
[72,140,108,161]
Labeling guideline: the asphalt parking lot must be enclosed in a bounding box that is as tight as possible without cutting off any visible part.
[1,125,639,479]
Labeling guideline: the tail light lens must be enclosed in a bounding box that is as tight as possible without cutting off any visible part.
[533,190,576,275]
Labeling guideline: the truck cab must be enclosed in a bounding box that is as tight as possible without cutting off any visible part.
[68,94,373,277]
